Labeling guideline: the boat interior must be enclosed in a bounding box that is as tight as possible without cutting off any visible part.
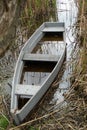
[16,31,64,110]
[20,32,64,85]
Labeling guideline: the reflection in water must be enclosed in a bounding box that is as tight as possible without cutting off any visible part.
[32,41,64,55]
[32,33,64,55]
[51,0,78,106]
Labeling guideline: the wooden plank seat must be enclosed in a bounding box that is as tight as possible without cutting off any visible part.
[15,84,41,97]
[42,27,64,32]
[23,53,59,62]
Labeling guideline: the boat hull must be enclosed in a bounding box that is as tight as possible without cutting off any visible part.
[11,22,66,125]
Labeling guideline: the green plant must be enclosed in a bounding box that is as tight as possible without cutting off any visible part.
[0,115,9,130]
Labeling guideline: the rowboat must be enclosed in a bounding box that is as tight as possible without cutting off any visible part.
[11,22,66,125]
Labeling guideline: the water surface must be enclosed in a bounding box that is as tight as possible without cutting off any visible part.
[51,0,78,105]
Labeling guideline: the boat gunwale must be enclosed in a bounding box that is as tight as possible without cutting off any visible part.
[10,22,66,124]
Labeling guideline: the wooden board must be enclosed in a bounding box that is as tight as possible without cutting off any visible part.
[15,84,41,96]
[23,54,59,62]
[42,27,64,32]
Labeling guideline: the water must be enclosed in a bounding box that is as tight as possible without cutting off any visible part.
[52,0,78,105]
[32,33,64,55]
[20,61,56,85]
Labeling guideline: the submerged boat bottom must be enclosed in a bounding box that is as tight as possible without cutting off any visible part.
[20,61,57,85]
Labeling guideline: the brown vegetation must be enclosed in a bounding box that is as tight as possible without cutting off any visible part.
[75,0,87,97]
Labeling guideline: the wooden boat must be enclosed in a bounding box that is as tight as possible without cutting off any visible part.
[11,22,66,125]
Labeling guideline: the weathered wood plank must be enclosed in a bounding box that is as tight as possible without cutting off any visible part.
[23,54,59,62]
[42,27,64,32]
[15,84,41,96]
